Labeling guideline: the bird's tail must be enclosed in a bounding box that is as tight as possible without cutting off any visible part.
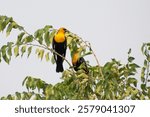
[56,63,64,72]
[56,56,64,72]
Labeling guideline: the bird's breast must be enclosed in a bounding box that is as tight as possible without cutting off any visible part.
[54,33,65,43]
[72,53,79,65]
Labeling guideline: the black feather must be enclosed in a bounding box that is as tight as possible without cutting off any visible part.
[52,38,67,72]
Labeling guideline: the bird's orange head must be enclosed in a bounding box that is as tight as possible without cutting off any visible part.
[72,49,82,64]
[54,27,67,43]
[58,27,67,33]
[72,52,79,65]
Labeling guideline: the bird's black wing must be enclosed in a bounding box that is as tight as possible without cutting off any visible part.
[52,39,57,61]
[63,39,67,57]
[79,57,89,73]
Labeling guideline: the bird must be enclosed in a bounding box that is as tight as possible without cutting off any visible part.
[72,50,89,73]
[52,27,67,72]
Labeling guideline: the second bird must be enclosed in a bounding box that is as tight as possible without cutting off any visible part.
[72,50,89,73]
[52,27,67,72]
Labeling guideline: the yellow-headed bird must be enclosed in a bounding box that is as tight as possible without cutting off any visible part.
[72,50,89,73]
[52,28,67,72]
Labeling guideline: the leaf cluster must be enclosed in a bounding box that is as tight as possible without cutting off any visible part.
[0,16,150,100]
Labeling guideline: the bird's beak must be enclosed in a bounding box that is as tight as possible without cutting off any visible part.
[65,29,69,32]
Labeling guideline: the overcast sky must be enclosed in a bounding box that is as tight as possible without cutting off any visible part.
[0,0,150,97]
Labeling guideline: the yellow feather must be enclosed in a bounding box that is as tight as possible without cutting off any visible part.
[72,52,79,64]
[54,28,66,43]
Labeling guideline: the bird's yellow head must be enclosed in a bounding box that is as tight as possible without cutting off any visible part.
[58,27,67,33]
[72,49,81,64]
[72,52,79,65]
[54,27,67,43]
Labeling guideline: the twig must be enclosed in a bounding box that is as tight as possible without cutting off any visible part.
[87,43,104,79]
[26,43,73,68]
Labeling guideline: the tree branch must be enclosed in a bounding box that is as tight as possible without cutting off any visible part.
[26,43,73,68]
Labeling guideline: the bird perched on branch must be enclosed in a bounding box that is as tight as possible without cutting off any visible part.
[52,27,67,72]
[72,50,89,73]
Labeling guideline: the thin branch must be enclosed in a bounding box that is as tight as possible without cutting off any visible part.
[26,43,73,68]
[86,43,104,79]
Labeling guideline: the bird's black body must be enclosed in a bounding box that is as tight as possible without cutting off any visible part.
[52,39,67,72]
[52,28,67,72]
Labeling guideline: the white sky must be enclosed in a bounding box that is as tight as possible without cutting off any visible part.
[0,0,150,97]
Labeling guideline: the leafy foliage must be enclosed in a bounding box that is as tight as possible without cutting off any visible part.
[0,15,150,100]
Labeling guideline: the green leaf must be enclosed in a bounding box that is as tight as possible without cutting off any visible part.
[144,60,147,67]
[147,43,150,46]
[128,57,135,62]
[35,48,39,54]
[21,46,26,57]
[141,44,145,54]
[34,29,40,38]
[0,16,6,31]
[103,62,114,71]
[7,94,14,100]
[38,37,43,45]
[7,42,13,57]
[6,23,13,37]
[144,49,149,57]
[34,29,43,44]
[66,36,73,45]
[141,67,145,82]
[44,25,53,32]
[147,56,150,62]
[17,32,25,45]
[37,80,45,92]
[22,76,28,86]
[0,16,11,32]
[1,21,7,32]
[11,21,19,29]
[129,63,140,68]
[141,84,146,91]
[7,48,12,61]
[127,78,137,87]
[27,46,32,58]
[14,46,19,57]
[51,55,55,64]
[24,35,33,43]
[1,45,9,64]
[49,30,56,43]
[82,51,92,57]
[39,49,44,60]
[15,92,21,100]
[2,54,9,64]
[45,52,50,61]
[45,84,53,99]
[22,92,30,100]
[44,31,50,46]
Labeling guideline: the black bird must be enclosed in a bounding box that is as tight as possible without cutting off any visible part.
[52,27,67,72]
